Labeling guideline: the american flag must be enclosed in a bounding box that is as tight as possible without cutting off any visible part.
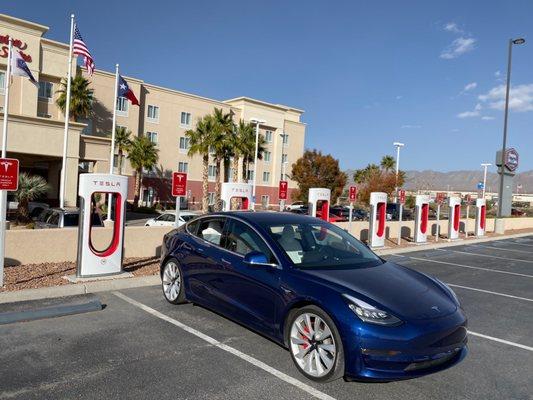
[73,25,95,75]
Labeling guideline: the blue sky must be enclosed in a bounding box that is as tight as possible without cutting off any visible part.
[4,1,533,172]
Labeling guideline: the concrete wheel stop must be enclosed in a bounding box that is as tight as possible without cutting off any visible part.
[63,271,134,283]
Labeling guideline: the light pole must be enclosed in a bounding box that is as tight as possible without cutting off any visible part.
[497,37,525,218]
[279,132,287,211]
[393,142,405,197]
[250,118,266,210]
[481,163,491,198]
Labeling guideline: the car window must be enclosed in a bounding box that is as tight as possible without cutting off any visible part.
[196,218,226,246]
[48,212,60,226]
[160,214,174,222]
[187,219,200,235]
[264,222,382,269]
[37,209,52,222]
[64,213,79,227]
[223,219,276,262]
[181,214,195,222]
[156,214,166,221]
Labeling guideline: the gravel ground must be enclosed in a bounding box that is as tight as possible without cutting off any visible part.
[0,257,159,293]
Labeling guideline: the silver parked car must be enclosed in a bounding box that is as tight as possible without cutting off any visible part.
[35,208,104,229]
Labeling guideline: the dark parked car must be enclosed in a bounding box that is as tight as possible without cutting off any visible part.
[386,203,413,221]
[160,212,467,382]
[35,207,104,229]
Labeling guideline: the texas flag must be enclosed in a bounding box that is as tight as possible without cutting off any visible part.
[118,75,139,106]
[11,50,38,85]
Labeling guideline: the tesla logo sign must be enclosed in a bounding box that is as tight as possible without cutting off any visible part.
[398,189,406,205]
[504,148,519,172]
[172,172,187,197]
[349,186,357,202]
[278,180,288,200]
[0,158,19,191]
[436,192,446,205]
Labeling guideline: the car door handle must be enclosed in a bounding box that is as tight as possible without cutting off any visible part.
[221,258,232,266]
[196,247,205,254]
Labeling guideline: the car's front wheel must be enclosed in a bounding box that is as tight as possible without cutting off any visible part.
[287,306,344,382]
[161,258,186,304]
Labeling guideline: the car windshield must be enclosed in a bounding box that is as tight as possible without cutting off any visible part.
[181,214,196,222]
[263,221,383,269]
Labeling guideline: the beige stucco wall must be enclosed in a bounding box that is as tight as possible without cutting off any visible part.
[5,217,533,265]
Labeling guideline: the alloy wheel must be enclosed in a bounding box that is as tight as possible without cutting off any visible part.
[162,261,181,302]
[289,313,336,378]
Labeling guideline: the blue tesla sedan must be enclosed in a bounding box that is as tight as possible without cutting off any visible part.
[159,212,467,382]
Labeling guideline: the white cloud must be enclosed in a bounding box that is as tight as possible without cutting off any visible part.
[440,37,476,59]
[463,82,477,92]
[457,110,480,118]
[401,124,421,129]
[495,70,501,78]
[474,103,482,111]
[481,116,495,120]
[396,95,403,100]
[478,84,533,112]
[444,22,463,34]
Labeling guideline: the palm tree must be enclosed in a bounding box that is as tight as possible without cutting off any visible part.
[240,127,267,183]
[56,75,94,121]
[15,173,50,223]
[114,126,132,174]
[186,115,216,213]
[211,108,235,211]
[127,135,159,207]
[380,155,396,172]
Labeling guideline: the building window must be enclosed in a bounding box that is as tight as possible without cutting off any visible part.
[147,105,159,122]
[263,171,270,183]
[246,170,254,182]
[180,112,191,127]
[282,154,288,164]
[208,192,215,205]
[265,130,273,143]
[38,81,53,101]
[178,162,188,173]
[208,145,215,155]
[264,151,271,162]
[261,195,269,208]
[147,131,158,144]
[282,134,289,146]
[208,165,216,180]
[0,71,5,94]
[116,97,128,115]
[179,137,190,152]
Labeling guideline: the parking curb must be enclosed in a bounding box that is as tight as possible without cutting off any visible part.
[0,275,160,304]
[374,231,533,256]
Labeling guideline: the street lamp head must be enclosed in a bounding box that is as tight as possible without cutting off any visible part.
[512,38,526,45]
[481,163,492,167]
[393,142,405,147]
[250,118,266,124]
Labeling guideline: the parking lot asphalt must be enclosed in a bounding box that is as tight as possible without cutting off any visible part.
[1,236,532,400]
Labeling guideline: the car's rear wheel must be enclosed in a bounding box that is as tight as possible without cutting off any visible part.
[161,258,185,304]
[287,306,344,382]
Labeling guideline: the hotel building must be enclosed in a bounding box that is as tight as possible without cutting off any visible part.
[0,13,306,209]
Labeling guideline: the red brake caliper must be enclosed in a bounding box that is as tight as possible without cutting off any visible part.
[300,324,310,349]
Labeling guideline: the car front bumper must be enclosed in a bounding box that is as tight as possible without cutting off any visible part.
[342,310,468,381]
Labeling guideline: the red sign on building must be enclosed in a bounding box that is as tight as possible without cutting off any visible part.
[172,172,187,197]
[0,158,19,191]
[398,189,406,205]
[436,192,446,205]
[278,180,288,200]
[349,186,357,202]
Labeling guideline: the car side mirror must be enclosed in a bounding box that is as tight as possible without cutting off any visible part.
[243,251,270,266]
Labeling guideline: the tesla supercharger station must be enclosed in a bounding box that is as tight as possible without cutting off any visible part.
[447,196,461,241]
[369,192,387,248]
[77,173,128,277]
[221,182,253,211]
[414,195,430,244]
[308,188,330,222]
[475,198,487,237]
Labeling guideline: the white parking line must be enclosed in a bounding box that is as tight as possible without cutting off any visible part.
[507,241,533,248]
[446,283,533,303]
[468,331,533,352]
[437,248,533,264]
[113,292,337,400]
[473,244,533,255]
[407,256,533,278]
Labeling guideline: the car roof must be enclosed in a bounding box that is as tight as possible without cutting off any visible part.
[207,211,322,225]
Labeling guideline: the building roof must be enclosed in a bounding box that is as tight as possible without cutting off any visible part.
[224,96,304,114]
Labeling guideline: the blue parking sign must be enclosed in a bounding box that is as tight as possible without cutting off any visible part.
[477,181,484,190]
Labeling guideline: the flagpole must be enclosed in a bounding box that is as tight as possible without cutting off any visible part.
[59,14,75,209]
[106,63,119,221]
[0,37,13,287]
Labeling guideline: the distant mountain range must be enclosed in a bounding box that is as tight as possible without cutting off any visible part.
[345,169,533,193]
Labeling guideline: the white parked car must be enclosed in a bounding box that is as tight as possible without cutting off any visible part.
[285,201,305,211]
[145,211,198,227]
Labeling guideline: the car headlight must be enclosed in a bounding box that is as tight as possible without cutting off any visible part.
[433,278,461,306]
[343,294,402,326]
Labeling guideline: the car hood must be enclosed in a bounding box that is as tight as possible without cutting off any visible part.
[299,261,457,320]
